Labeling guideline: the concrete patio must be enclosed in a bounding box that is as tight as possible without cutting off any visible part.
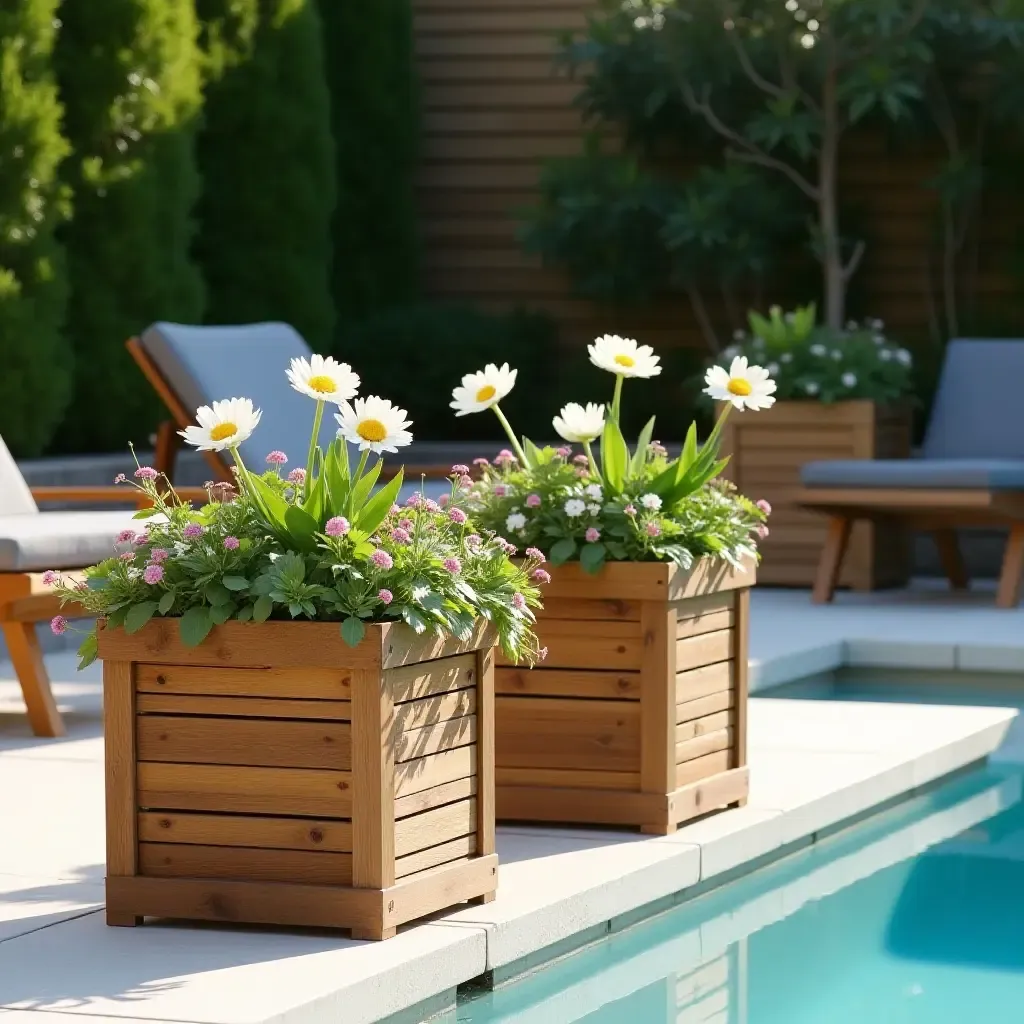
[1,584,1023,1024]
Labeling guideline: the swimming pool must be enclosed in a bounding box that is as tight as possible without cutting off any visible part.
[458,764,1024,1023]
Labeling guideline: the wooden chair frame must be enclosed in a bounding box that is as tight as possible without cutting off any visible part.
[797,487,1024,608]
[125,337,452,484]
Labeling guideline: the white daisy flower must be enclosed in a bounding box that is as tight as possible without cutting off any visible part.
[553,402,606,444]
[450,363,517,416]
[506,512,527,531]
[179,397,262,452]
[587,503,602,515]
[587,335,661,379]
[564,498,586,518]
[640,493,662,510]
[335,396,413,454]
[585,483,604,501]
[841,372,858,388]
[286,354,359,406]
[702,356,777,411]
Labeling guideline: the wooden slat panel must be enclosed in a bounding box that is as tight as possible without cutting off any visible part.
[675,727,733,766]
[394,745,477,798]
[496,766,639,790]
[105,661,138,887]
[395,835,476,879]
[674,593,735,639]
[136,693,351,721]
[135,664,351,701]
[395,688,477,732]
[676,660,734,704]
[395,798,477,857]
[676,690,734,725]
[138,812,352,852]
[397,714,478,762]
[496,697,640,771]
[639,601,675,805]
[383,854,498,928]
[496,667,640,700]
[139,842,352,886]
[676,750,733,787]
[394,776,477,819]
[498,618,643,671]
[137,763,351,817]
[388,652,477,703]
[538,597,642,622]
[675,710,733,745]
[476,646,496,862]
[676,629,733,670]
[136,716,351,770]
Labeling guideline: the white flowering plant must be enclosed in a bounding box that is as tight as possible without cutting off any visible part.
[721,304,913,404]
[49,357,544,668]
[448,335,774,574]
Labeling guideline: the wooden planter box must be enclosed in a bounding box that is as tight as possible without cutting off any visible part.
[495,559,753,834]
[719,400,911,589]
[98,618,498,939]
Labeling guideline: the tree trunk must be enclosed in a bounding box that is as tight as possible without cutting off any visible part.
[818,58,844,330]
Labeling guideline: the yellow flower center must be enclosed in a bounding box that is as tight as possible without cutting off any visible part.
[357,418,388,443]
[614,354,635,368]
[728,378,752,397]
[209,422,237,442]
[475,384,497,403]
[307,374,337,394]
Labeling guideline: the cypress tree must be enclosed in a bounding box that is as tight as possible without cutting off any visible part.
[194,0,335,348]
[0,0,71,456]
[55,0,205,453]
[317,0,420,326]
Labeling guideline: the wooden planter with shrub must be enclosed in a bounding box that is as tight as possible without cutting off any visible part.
[495,559,753,834]
[719,401,911,589]
[99,618,497,939]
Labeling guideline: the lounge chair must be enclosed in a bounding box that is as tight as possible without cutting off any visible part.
[127,322,450,489]
[797,339,1024,608]
[0,438,208,736]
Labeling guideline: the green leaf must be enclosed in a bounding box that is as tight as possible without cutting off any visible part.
[629,416,657,478]
[579,542,607,574]
[253,595,274,622]
[76,632,98,670]
[179,606,214,647]
[284,504,320,552]
[349,457,383,514]
[305,463,330,523]
[341,615,366,647]
[247,473,291,532]
[679,422,698,472]
[357,470,404,536]
[401,607,428,634]
[549,537,576,565]
[222,575,249,592]
[210,603,233,625]
[157,590,176,614]
[324,438,351,516]
[600,417,629,493]
[235,605,253,622]
[523,436,545,470]
[124,601,158,635]
[132,506,158,520]
[206,582,232,606]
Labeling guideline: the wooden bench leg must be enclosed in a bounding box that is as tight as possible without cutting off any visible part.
[997,525,1024,609]
[2,622,65,737]
[812,516,852,604]
[934,528,969,591]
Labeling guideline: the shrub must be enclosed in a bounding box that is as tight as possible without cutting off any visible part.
[54,0,205,453]
[317,0,419,324]
[0,0,71,456]
[194,0,335,349]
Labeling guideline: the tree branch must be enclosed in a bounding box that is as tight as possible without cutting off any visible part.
[841,239,866,282]
[726,27,787,101]
[679,82,820,200]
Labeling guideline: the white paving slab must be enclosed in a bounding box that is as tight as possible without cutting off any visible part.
[0,587,1021,1022]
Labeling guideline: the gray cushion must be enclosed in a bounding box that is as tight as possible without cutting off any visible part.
[0,511,144,571]
[801,459,1024,490]
[0,436,37,516]
[139,322,336,468]
[923,339,1024,459]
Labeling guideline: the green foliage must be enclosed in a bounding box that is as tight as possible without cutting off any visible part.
[0,0,71,456]
[341,304,563,440]
[194,0,335,347]
[317,0,419,325]
[55,0,205,453]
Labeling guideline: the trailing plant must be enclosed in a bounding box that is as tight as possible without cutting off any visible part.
[447,337,774,574]
[49,359,544,667]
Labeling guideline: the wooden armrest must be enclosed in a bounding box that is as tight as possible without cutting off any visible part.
[31,486,213,507]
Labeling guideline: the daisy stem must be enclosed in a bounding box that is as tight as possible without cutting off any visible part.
[304,401,325,502]
[610,375,624,424]
[704,402,733,456]
[582,439,600,479]
[491,404,528,466]
[229,447,257,497]
[353,448,370,487]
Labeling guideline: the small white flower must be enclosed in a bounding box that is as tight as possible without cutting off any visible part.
[804,381,820,396]
[703,356,777,411]
[585,483,604,501]
[841,372,858,388]
[127,568,142,581]
[173,541,189,556]
[587,503,602,515]
[564,498,586,518]
[588,335,661,379]
[896,349,913,366]
[179,397,262,452]
[780,351,793,363]
[506,512,527,531]
[879,348,893,361]
[831,349,843,361]
[553,401,605,444]
[640,493,662,510]
[335,396,413,454]
[450,363,517,416]
[286,354,359,406]
[810,344,826,356]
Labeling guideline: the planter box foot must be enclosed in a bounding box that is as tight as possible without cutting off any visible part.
[352,925,397,941]
[106,910,142,927]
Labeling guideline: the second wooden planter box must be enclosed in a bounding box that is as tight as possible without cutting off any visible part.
[99,618,497,939]
[496,558,753,834]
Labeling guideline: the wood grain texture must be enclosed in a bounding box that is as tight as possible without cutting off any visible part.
[135,664,352,701]
[394,798,477,857]
[732,589,750,773]
[395,688,477,731]
[383,855,499,928]
[496,766,639,790]
[389,653,477,703]
[395,835,476,879]
[140,842,353,886]
[135,693,351,720]
[394,776,477,819]
[639,601,676,800]
[498,619,643,671]
[137,812,352,852]
[352,669,395,890]
[476,646,496,859]
[104,661,137,877]
[676,629,733,671]
[675,660,735,704]
[397,714,477,762]
[395,745,477,798]
[496,667,640,700]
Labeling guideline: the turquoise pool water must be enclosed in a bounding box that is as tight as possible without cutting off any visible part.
[458,764,1024,1023]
